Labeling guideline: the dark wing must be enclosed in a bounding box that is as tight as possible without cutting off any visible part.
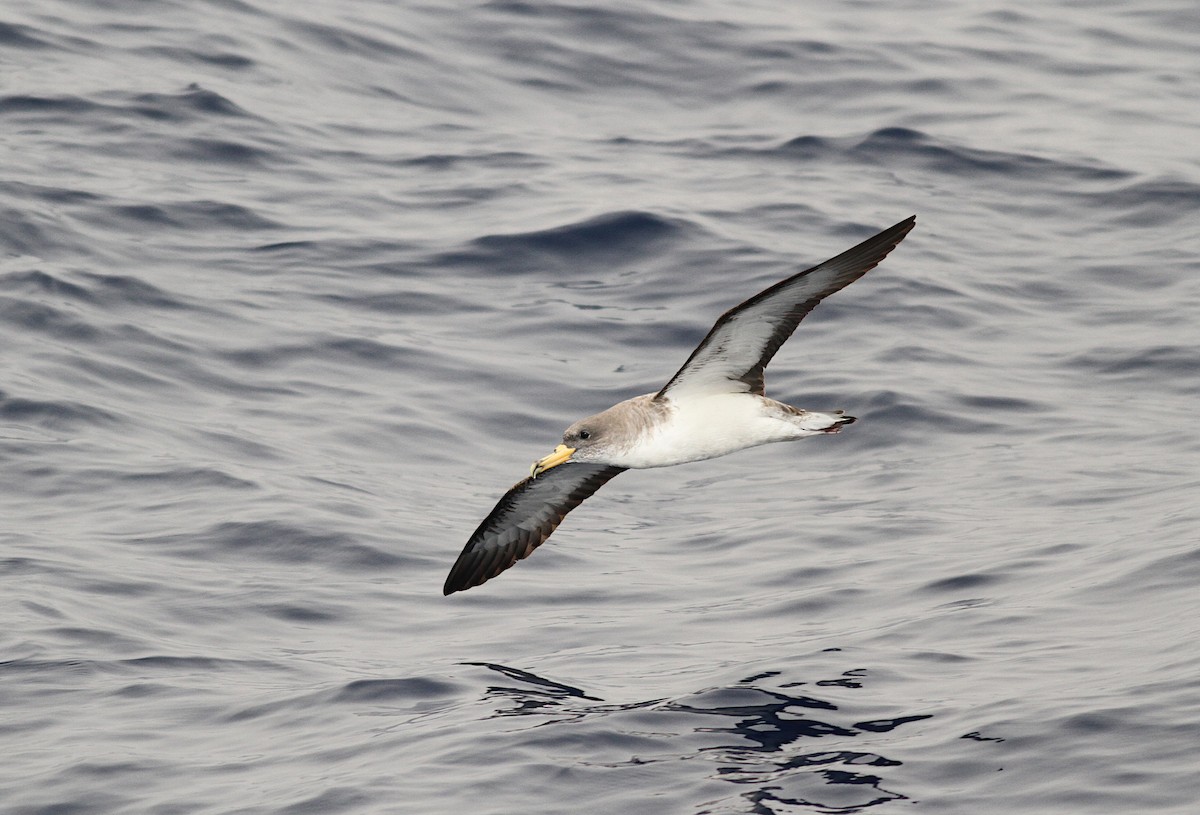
[443,463,626,595]
[656,216,915,399]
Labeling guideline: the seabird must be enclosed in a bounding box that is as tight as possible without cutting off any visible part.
[444,215,915,595]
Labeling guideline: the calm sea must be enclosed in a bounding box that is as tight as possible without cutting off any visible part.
[2,2,1198,813]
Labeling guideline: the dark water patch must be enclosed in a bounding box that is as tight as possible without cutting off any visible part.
[112,682,173,698]
[470,210,688,272]
[0,180,101,206]
[1091,543,1200,596]
[64,758,171,779]
[285,17,422,59]
[855,390,1006,438]
[772,127,1130,186]
[252,239,319,253]
[0,87,249,127]
[607,133,755,159]
[315,289,488,317]
[0,392,120,431]
[10,794,127,815]
[0,557,49,576]
[80,272,191,310]
[0,270,94,302]
[1084,177,1200,226]
[78,578,159,598]
[132,46,256,70]
[21,600,64,621]
[124,84,252,121]
[0,94,100,116]
[603,315,726,363]
[96,200,281,231]
[68,465,258,492]
[193,429,285,462]
[70,357,178,393]
[120,654,287,674]
[0,657,95,679]
[398,150,544,170]
[260,603,341,623]
[952,393,1050,414]
[245,238,420,274]
[769,586,870,617]
[0,654,277,679]
[1066,344,1198,391]
[477,1,748,95]
[219,337,399,370]
[331,676,460,704]
[170,137,277,167]
[302,476,374,497]
[278,787,372,815]
[752,73,932,99]
[139,520,409,571]
[874,342,978,371]
[46,626,145,651]
[745,38,841,60]
[909,651,972,664]
[777,133,838,161]
[2,15,95,55]
[218,335,458,378]
[853,127,1128,181]
[0,20,52,49]
[0,208,85,257]
[920,572,1007,594]
[222,689,319,724]
[106,324,196,361]
[872,272,972,314]
[1076,261,1189,292]
[1058,710,1125,736]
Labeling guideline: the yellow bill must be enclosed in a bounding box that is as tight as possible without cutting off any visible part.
[530,444,575,478]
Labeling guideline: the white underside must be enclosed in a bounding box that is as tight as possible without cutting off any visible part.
[609,392,840,469]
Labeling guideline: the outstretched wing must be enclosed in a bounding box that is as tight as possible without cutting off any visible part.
[443,463,626,595]
[656,216,915,399]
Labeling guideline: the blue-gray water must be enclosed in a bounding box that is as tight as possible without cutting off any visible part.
[3,2,1199,813]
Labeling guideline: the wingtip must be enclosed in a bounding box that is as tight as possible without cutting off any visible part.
[881,214,916,236]
[442,562,473,595]
[442,567,474,596]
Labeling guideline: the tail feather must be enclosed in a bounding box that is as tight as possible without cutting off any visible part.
[803,409,856,434]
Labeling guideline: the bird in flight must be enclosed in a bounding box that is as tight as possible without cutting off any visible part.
[444,215,915,595]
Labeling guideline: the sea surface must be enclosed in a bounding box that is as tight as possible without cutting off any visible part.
[2,2,1199,813]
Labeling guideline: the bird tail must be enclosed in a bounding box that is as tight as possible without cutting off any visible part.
[805,409,856,434]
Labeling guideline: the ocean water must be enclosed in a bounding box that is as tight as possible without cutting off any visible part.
[2,1,1199,813]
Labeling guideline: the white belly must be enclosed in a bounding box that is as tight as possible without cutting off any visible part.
[612,393,810,469]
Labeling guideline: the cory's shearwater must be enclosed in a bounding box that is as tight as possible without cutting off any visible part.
[443,215,915,595]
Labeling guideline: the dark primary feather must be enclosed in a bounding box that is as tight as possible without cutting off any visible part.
[443,463,626,595]
[656,216,916,399]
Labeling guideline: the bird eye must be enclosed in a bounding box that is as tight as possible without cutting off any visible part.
[578,430,591,441]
